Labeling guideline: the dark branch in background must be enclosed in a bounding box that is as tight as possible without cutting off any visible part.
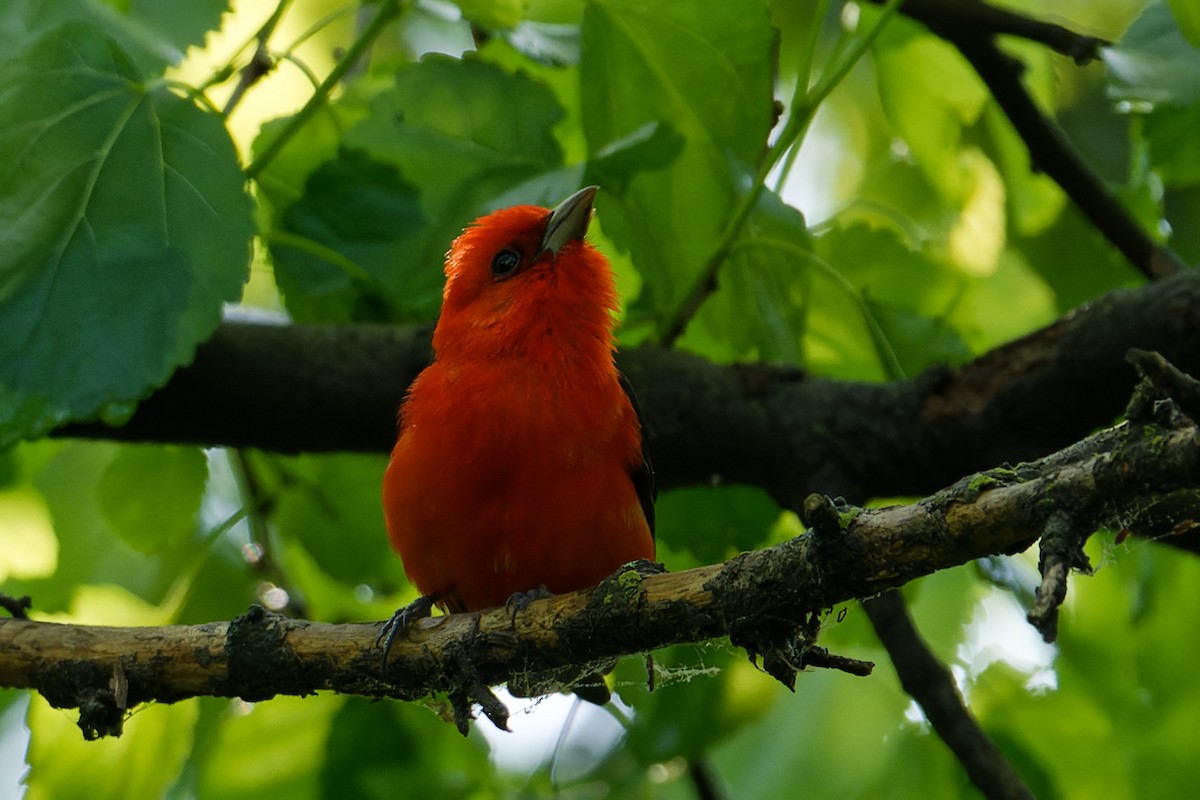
[59,321,433,454]
[1128,348,1200,423]
[687,760,724,800]
[894,0,1108,62]
[12,403,1200,739]
[860,5,1179,789]
[863,593,1034,800]
[887,0,1185,280]
[56,269,1200,545]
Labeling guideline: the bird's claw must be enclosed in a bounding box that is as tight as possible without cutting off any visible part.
[505,585,553,626]
[377,594,437,671]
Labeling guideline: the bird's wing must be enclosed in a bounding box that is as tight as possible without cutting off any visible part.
[618,371,656,537]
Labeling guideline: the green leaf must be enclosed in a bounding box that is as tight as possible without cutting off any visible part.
[580,0,775,323]
[264,453,398,589]
[27,442,193,609]
[453,0,525,30]
[0,486,57,582]
[872,20,989,203]
[320,698,494,799]
[197,695,341,800]
[276,54,566,323]
[0,0,183,73]
[867,302,972,373]
[586,120,686,189]
[25,694,197,800]
[1015,204,1142,312]
[984,104,1066,236]
[655,485,781,563]
[681,189,811,364]
[612,644,780,765]
[1164,184,1200,262]
[1105,2,1200,108]
[273,150,429,323]
[1168,0,1200,47]
[96,445,207,555]
[1142,101,1200,186]
[107,0,230,54]
[951,251,1058,353]
[0,25,253,445]
[816,223,971,371]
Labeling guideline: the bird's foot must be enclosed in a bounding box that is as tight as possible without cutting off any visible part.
[504,584,553,625]
[376,594,437,671]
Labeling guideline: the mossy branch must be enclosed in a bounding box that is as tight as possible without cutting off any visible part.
[7,394,1199,739]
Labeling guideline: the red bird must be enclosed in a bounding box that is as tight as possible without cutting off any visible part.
[381,186,655,625]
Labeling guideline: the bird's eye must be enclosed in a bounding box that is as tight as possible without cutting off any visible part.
[491,248,522,279]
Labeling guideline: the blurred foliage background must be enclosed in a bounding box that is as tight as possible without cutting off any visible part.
[1,0,1199,797]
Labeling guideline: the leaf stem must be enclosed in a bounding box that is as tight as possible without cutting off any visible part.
[222,0,297,115]
[658,0,905,347]
[246,0,403,180]
[200,0,294,94]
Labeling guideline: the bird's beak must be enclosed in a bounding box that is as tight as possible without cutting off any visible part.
[538,185,598,259]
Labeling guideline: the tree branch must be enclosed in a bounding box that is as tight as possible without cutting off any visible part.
[56,269,1200,515]
[893,0,1108,62]
[864,591,1034,800]
[887,0,1185,280]
[13,405,1200,738]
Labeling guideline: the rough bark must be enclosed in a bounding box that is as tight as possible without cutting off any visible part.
[11,402,1199,738]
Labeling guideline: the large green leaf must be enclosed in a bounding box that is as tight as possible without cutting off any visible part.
[0,25,253,446]
[1142,101,1200,186]
[26,442,199,610]
[320,698,494,799]
[1169,0,1200,47]
[1015,203,1142,312]
[1105,1,1200,107]
[872,19,989,204]
[96,445,207,555]
[681,189,813,364]
[265,452,397,589]
[25,692,197,800]
[0,0,183,73]
[102,0,229,54]
[610,644,780,767]
[580,0,775,328]
[655,485,781,563]
[273,150,428,323]
[817,222,971,373]
[196,695,341,800]
[274,55,568,323]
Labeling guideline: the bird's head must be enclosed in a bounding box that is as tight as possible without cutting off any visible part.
[433,186,619,362]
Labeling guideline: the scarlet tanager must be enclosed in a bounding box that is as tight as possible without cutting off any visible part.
[380,187,656,680]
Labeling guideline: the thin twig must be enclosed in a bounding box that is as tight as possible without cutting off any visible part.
[246,0,403,180]
[889,0,1108,62]
[1127,348,1200,422]
[687,758,725,800]
[891,1,1186,280]
[222,0,296,115]
[658,0,906,347]
[223,47,274,116]
[864,591,1035,800]
[1027,511,1091,642]
[201,0,294,102]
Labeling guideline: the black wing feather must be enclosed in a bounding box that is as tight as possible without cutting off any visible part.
[618,371,656,538]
